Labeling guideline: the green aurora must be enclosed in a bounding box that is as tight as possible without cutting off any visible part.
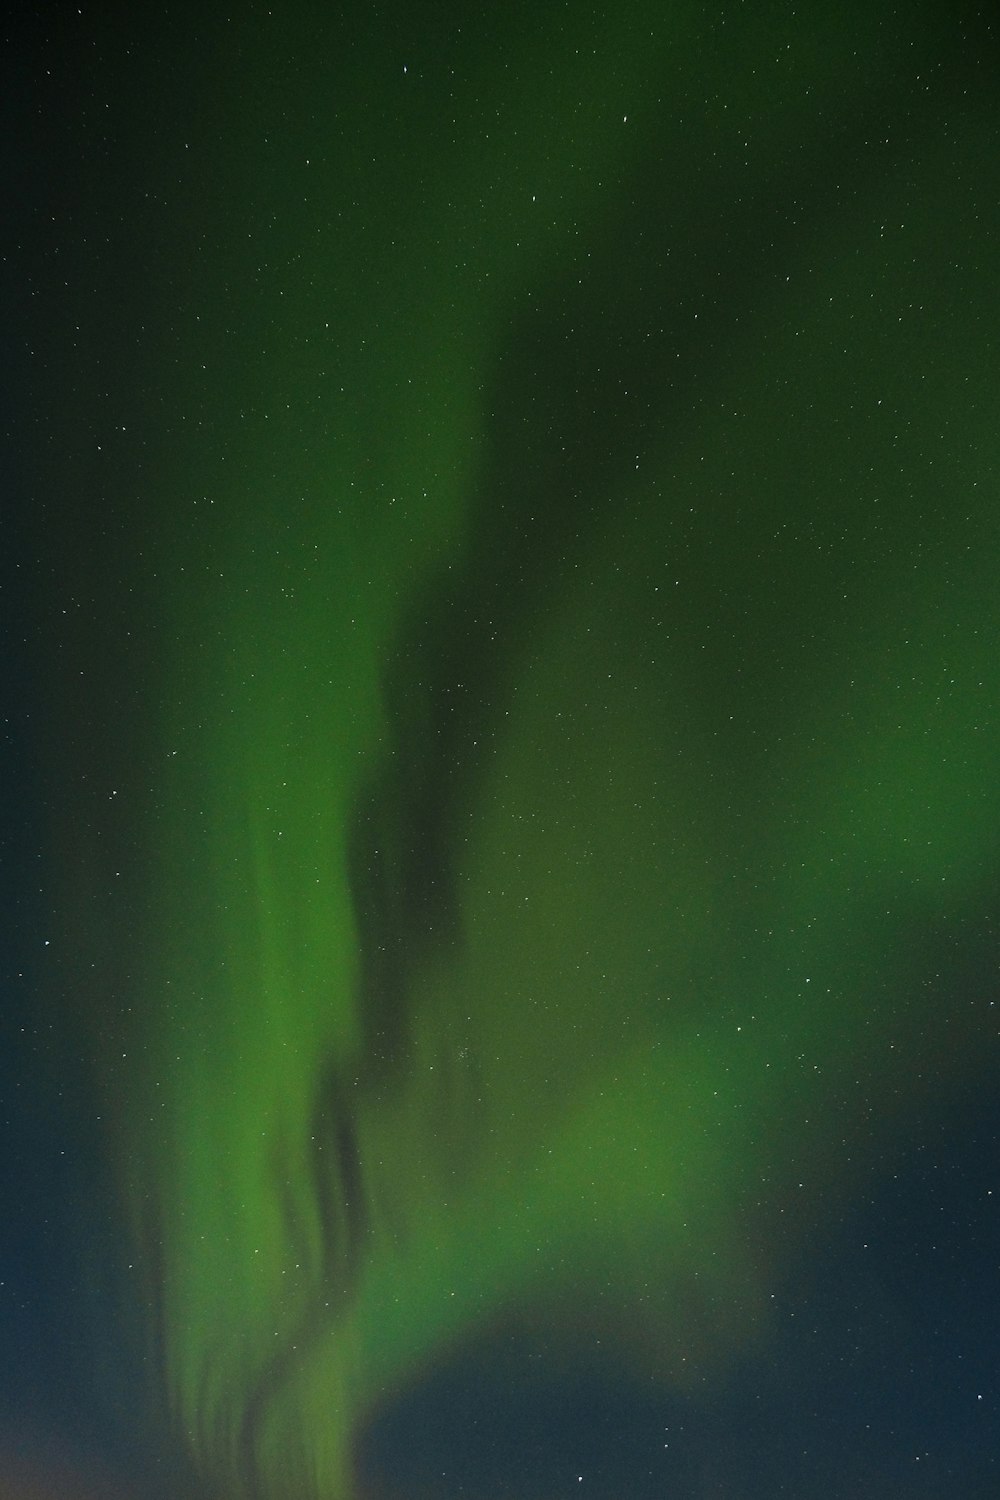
[19,4,999,1497]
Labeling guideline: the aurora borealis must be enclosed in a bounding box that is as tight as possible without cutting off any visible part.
[4,2,1000,1496]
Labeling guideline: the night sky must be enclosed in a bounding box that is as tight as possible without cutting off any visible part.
[3,3,1000,1498]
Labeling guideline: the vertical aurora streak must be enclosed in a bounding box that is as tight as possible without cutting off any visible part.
[10,4,999,1498]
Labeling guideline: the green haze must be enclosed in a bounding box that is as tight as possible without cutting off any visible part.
[41,6,999,1497]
